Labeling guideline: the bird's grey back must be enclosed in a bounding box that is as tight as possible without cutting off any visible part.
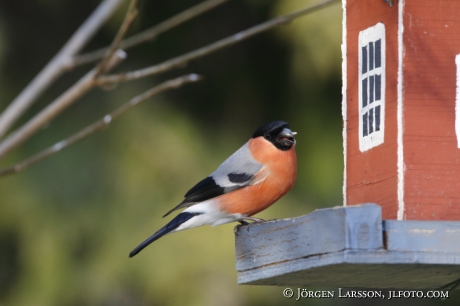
[211,142,263,187]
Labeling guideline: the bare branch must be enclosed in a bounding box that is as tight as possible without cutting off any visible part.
[0,70,96,159]
[96,0,340,86]
[0,0,140,160]
[0,0,126,139]
[96,0,140,75]
[0,50,127,160]
[72,0,228,68]
[0,74,203,178]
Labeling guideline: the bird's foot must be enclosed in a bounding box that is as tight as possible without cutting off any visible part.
[238,220,250,225]
[234,217,270,234]
[241,217,266,223]
[234,223,247,234]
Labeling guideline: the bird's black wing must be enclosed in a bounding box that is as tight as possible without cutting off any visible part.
[162,174,253,217]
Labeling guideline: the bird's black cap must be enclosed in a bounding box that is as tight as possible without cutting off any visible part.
[252,120,290,138]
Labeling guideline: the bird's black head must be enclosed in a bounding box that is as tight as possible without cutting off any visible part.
[252,120,296,151]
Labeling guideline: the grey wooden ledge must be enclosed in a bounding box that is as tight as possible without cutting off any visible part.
[234,204,460,289]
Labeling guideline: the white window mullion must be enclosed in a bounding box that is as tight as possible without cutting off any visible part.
[358,23,386,152]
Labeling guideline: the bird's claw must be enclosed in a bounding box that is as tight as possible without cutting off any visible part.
[241,217,266,223]
[228,217,277,235]
[234,223,248,234]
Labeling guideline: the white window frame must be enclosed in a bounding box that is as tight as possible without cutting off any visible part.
[456,54,460,148]
[358,23,386,152]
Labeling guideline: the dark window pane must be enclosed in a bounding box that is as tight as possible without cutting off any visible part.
[375,74,381,101]
[363,112,368,136]
[369,42,374,70]
[362,78,368,107]
[375,39,381,68]
[369,108,374,134]
[369,75,374,103]
[362,46,368,74]
[375,105,381,131]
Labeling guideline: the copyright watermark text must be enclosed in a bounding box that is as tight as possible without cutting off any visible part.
[282,288,449,300]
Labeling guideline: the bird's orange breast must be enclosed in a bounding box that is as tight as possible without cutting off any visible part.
[218,137,297,216]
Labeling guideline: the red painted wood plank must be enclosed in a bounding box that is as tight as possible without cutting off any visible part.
[402,0,460,220]
[345,0,399,219]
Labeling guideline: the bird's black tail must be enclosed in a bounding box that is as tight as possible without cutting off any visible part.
[129,212,202,258]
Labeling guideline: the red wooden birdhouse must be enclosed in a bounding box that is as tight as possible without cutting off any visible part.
[235,0,460,289]
[343,0,460,221]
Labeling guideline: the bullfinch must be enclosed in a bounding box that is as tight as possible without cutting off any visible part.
[129,120,297,257]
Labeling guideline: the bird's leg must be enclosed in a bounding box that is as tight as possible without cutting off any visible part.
[234,220,249,234]
[234,217,267,234]
[241,217,266,223]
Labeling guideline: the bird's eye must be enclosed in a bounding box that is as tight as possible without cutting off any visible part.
[264,134,271,140]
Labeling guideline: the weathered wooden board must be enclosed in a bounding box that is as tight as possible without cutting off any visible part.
[235,204,460,288]
[238,251,460,288]
[384,220,460,253]
[235,204,382,271]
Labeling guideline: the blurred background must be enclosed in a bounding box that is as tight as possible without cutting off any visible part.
[0,0,457,305]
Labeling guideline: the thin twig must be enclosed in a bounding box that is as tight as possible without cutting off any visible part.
[96,0,340,86]
[0,0,140,160]
[96,0,140,75]
[0,74,203,178]
[0,71,96,159]
[0,0,126,139]
[72,0,228,68]
[0,48,127,160]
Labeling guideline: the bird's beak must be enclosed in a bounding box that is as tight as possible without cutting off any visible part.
[278,128,296,145]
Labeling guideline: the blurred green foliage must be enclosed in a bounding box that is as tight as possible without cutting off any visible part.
[0,1,458,305]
